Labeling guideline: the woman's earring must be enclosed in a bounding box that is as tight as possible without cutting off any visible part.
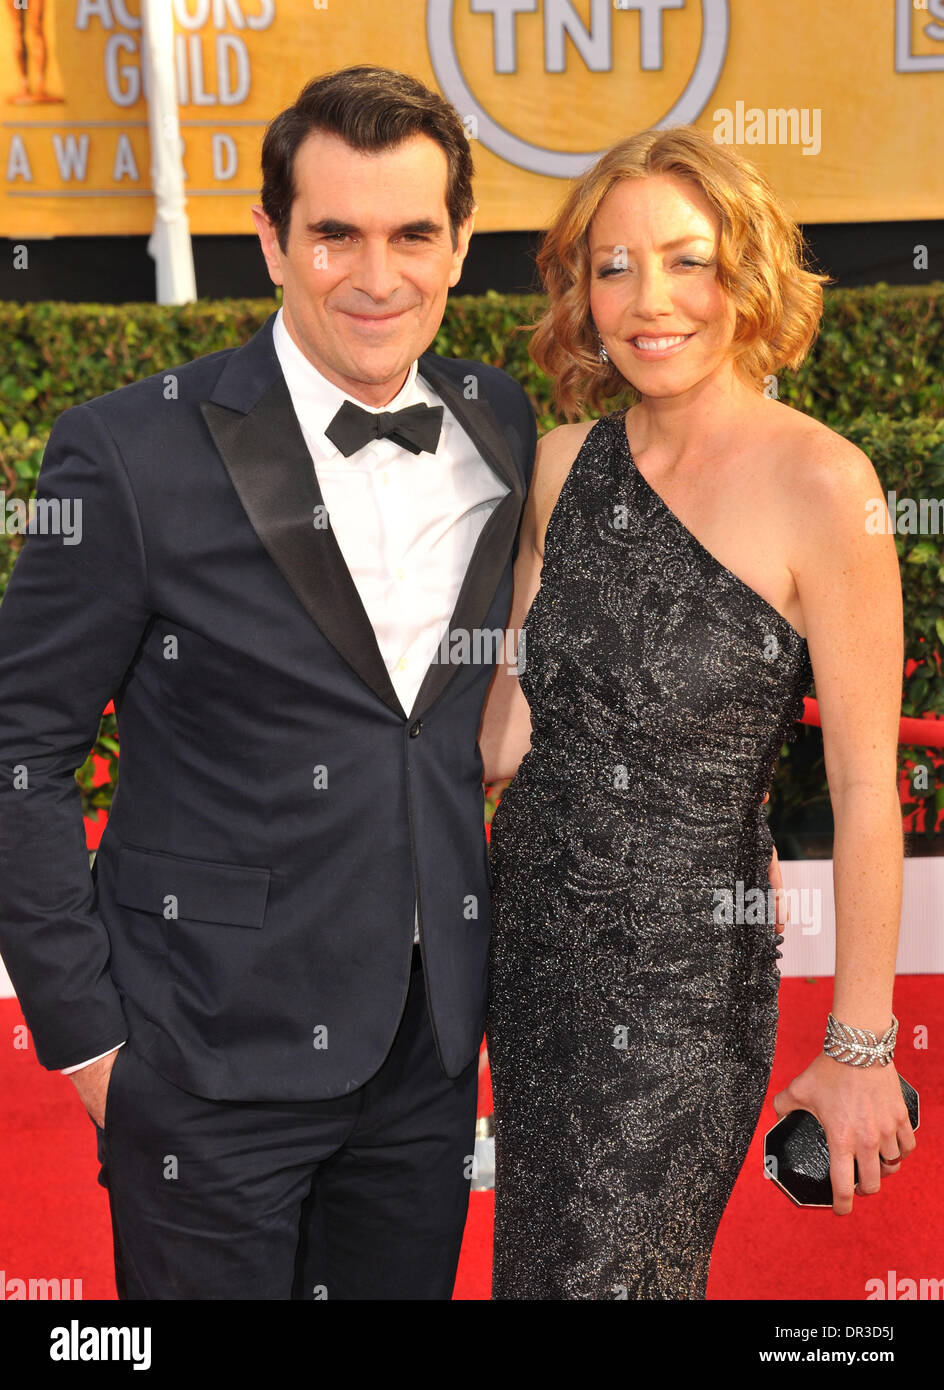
[598,336,609,364]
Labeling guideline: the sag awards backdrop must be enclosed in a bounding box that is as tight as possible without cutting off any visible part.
[2,0,944,240]
[0,0,942,1320]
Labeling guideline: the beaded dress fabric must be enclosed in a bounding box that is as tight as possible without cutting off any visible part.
[486,410,813,1299]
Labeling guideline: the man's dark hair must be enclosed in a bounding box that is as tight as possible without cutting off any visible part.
[260,66,475,253]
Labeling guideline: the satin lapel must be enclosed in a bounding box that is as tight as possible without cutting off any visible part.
[408,355,526,720]
[201,332,405,718]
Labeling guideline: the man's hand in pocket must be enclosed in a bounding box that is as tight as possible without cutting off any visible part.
[69,1047,122,1129]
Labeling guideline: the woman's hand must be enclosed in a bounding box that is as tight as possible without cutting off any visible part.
[767,834,790,927]
[772,1052,916,1215]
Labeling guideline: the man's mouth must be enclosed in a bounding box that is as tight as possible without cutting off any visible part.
[343,310,407,323]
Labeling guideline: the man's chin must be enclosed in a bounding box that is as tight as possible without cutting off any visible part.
[335,343,423,387]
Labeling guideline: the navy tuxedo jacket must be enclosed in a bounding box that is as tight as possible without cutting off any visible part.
[0,312,536,1100]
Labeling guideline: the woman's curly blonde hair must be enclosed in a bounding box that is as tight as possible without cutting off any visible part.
[529,125,831,420]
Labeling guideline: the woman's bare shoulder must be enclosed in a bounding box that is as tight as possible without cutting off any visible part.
[529,419,600,553]
[763,400,879,507]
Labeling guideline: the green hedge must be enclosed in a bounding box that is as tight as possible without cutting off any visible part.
[0,282,942,439]
[1,289,942,831]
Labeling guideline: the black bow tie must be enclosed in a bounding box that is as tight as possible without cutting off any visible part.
[325,399,444,458]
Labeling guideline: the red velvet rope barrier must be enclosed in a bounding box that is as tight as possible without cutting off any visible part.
[798,696,944,749]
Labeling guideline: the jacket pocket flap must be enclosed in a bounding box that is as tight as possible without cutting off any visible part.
[115,844,270,928]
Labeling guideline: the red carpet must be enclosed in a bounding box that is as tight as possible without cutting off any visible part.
[2,977,937,1301]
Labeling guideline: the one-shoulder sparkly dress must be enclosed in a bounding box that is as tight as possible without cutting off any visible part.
[486,411,813,1300]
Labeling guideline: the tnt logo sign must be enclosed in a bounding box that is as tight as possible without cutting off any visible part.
[426,0,730,176]
[896,0,944,70]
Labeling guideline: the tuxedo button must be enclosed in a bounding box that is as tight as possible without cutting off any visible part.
[409,721,422,738]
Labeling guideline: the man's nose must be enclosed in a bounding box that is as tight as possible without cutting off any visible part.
[348,240,401,302]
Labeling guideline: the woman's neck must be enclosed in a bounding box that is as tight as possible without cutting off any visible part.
[626,368,765,470]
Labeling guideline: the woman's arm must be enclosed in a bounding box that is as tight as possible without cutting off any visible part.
[478,423,594,784]
[772,430,915,1214]
[477,454,543,785]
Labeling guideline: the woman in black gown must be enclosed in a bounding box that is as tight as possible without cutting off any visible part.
[479,127,914,1299]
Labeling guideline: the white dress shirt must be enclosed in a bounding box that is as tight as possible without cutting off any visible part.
[62,309,508,1073]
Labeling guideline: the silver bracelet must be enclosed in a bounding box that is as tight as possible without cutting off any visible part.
[823,1013,898,1067]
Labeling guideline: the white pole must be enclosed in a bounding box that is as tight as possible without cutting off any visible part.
[141,0,197,304]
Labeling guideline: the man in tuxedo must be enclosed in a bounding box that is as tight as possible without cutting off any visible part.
[0,65,535,1299]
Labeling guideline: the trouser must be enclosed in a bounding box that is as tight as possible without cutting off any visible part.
[93,946,480,1299]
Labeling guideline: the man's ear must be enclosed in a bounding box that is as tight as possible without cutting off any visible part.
[250,204,284,288]
[448,206,477,289]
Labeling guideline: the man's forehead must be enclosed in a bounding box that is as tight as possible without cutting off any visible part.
[291,131,451,224]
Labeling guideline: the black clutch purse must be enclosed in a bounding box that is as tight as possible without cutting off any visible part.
[764,1075,919,1207]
